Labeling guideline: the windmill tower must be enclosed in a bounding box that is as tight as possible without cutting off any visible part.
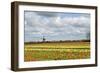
[43,36,46,42]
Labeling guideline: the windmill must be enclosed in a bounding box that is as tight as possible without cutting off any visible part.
[42,36,46,42]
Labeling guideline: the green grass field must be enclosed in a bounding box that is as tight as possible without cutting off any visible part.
[24,41,90,62]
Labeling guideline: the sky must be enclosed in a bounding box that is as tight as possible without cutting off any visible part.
[24,11,90,42]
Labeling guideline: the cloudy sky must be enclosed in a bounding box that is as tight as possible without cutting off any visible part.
[24,11,90,42]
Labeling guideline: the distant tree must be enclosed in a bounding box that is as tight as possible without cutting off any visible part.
[86,32,90,40]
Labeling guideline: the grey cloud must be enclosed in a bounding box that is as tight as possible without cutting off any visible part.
[35,11,58,17]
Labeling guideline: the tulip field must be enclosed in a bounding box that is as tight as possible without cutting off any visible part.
[24,41,90,62]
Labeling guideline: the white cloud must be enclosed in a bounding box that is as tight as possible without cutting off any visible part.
[62,16,90,27]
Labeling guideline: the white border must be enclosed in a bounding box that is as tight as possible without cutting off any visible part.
[18,5,96,68]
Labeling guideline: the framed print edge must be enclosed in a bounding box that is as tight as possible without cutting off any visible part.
[95,6,98,66]
[11,1,98,71]
[11,2,19,71]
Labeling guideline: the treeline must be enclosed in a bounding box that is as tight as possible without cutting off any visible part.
[25,40,90,44]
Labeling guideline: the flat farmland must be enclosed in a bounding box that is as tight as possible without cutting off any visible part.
[24,41,90,62]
